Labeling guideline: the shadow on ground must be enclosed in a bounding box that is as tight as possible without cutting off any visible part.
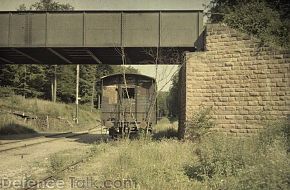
[0,123,37,137]
[0,124,109,145]
[66,133,109,144]
[152,128,179,140]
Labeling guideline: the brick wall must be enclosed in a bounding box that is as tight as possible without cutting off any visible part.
[178,23,290,138]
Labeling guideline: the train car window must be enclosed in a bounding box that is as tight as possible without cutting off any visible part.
[103,85,118,104]
[122,88,135,99]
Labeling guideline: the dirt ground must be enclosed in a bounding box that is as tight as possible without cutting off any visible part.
[0,129,108,190]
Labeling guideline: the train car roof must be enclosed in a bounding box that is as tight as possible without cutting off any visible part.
[100,73,156,82]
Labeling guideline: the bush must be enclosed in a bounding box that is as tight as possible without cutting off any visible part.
[184,135,252,181]
[47,153,71,179]
[184,119,290,189]
[186,106,214,141]
[208,0,290,48]
[224,1,288,47]
[257,120,290,150]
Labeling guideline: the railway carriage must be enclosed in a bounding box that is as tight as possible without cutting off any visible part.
[98,73,157,137]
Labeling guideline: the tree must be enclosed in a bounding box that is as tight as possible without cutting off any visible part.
[207,0,290,47]
[167,74,179,118]
[18,0,73,11]
[57,65,75,103]
[16,0,74,102]
[157,91,169,118]
[0,64,48,97]
[0,65,26,95]
[79,65,97,104]
[112,66,140,74]
[25,64,48,97]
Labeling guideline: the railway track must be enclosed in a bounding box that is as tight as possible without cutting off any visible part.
[23,152,94,190]
[21,127,106,190]
[0,128,99,153]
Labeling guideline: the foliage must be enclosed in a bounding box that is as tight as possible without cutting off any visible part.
[47,153,68,178]
[18,0,74,11]
[166,73,179,118]
[12,0,78,103]
[0,86,15,97]
[0,64,48,98]
[0,64,140,105]
[157,91,169,117]
[99,139,200,190]
[186,107,214,141]
[1,1,142,106]
[208,0,290,48]
[153,117,178,140]
[79,65,96,104]
[184,119,290,189]
[111,65,140,74]
[257,120,290,149]
[0,96,100,134]
[44,117,288,190]
[56,65,76,103]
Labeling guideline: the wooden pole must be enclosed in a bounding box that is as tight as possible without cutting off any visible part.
[75,64,79,124]
[97,94,101,109]
[53,65,57,102]
[24,65,27,98]
[51,80,54,101]
[91,77,95,112]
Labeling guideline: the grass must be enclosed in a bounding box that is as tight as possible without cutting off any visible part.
[153,117,179,139]
[74,118,289,190]
[191,121,290,190]
[99,139,202,190]
[0,95,100,134]
[32,115,289,190]
[0,114,37,135]
[12,111,286,190]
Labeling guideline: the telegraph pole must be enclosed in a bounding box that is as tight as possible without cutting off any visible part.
[53,65,57,102]
[75,64,79,124]
[91,80,95,112]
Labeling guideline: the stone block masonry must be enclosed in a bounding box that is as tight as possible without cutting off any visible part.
[178,23,290,138]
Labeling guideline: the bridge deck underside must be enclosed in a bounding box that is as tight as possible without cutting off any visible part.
[0,47,194,65]
[0,11,202,65]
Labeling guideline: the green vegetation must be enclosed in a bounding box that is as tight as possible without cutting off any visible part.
[153,117,178,139]
[186,106,214,141]
[0,64,140,104]
[156,74,179,119]
[208,0,290,48]
[100,139,199,190]
[167,74,179,118]
[0,0,140,105]
[18,0,74,11]
[0,96,100,134]
[34,114,289,190]
[188,120,289,189]
[86,120,289,190]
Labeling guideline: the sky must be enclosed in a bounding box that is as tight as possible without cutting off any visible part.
[0,0,209,11]
[0,0,210,91]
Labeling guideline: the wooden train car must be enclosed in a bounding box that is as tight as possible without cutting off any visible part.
[98,73,157,137]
